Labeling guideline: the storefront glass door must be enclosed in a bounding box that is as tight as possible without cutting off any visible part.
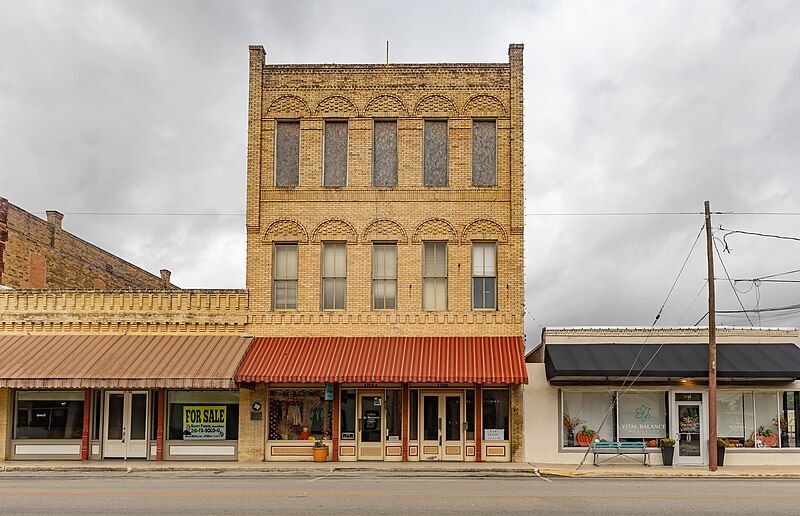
[357,394,383,460]
[674,398,705,465]
[420,393,464,461]
[103,391,149,459]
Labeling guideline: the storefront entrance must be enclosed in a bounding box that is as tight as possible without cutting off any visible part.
[357,392,384,460]
[420,392,464,461]
[103,391,149,459]
[672,393,706,465]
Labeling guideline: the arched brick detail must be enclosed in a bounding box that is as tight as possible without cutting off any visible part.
[414,94,457,118]
[312,219,358,243]
[462,94,507,117]
[364,94,408,117]
[412,218,458,244]
[261,219,309,244]
[462,219,507,243]
[266,95,311,118]
[362,219,408,244]
[316,95,358,118]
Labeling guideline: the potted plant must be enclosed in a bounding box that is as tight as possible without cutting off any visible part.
[716,437,733,466]
[312,439,329,463]
[755,426,779,448]
[774,416,789,447]
[562,414,584,447]
[575,425,596,447]
[659,438,675,466]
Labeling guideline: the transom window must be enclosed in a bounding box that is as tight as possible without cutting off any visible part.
[273,244,298,310]
[372,243,397,310]
[472,242,496,310]
[422,242,447,311]
[322,242,346,310]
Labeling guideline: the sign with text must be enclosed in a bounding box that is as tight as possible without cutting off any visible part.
[183,406,226,440]
[618,393,667,439]
[484,428,505,440]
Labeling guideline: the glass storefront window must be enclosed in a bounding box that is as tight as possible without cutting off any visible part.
[91,389,101,440]
[167,390,239,441]
[754,392,779,448]
[409,390,418,441]
[717,391,754,443]
[482,389,509,441]
[465,390,475,441]
[14,391,84,440]
[268,389,332,441]
[385,389,402,441]
[561,391,614,447]
[781,392,798,448]
[617,392,667,443]
[340,389,356,440]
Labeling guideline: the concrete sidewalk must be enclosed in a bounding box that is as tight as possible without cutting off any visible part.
[536,462,800,478]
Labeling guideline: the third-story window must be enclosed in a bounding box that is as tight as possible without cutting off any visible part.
[372,243,397,309]
[422,242,447,310]
[323,121,348,187]
[372,120,398,186]
[273,244,298,310]
[472,242,496,310]
[472,119,497,186]
[322,242,346,310]
[423,120,448,186]
[275,121,300,187]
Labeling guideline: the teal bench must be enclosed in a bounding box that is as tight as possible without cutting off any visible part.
[590,441,651,466]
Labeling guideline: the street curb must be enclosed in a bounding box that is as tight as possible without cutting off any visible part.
[537,468,800,479]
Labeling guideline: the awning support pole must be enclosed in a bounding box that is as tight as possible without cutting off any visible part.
[156,388,165,461]
[402,383,409,462]
[80,388,91,461]
[475,384,483,462]
[705,200,718,472]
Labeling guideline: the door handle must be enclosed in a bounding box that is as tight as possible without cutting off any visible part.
[358,418,362,432]
[122,427,126,443]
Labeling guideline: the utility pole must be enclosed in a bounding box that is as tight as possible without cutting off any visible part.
[705,200,718,471]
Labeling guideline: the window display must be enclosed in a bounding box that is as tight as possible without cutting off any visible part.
[340,389,356,440]
[385,389,402,441]
[617,392,667,441]
[482,389,509,441]
[269,389,332,441]
[167,390,239,441]
[561,391,614,446]
[14,391,84,440]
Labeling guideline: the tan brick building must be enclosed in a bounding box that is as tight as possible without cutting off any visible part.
[0,198,173,290]
[238,44,527,463]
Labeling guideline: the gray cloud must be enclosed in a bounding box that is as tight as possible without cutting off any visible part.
[1,0,798,339]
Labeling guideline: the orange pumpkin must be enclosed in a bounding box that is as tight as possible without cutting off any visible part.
[576,431,595,447]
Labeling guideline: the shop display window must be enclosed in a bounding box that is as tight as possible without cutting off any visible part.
[269,389,333,441]
[409,390,419,441]
[465,390,475,440]
[781,392,798,448]
[561,391,615,447]
[167,390,239,441]
[716,390,800,448]
[482,389,509,441]
[91,389,102,440]
[14,391,84,440]
[340,389,356,440]
[617,391,667,443]
[385,389,402,441]
[717,391,755,444]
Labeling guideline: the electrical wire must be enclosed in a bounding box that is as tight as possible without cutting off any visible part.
[720,227,800,252]
[676,282,706,325]
[712,237,754,327]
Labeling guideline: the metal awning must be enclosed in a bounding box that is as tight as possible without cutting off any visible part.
[236,336,528,384]
[0,334,253,389]
[544,343,800,381]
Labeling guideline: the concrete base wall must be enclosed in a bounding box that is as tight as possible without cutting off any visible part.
[0,388,10,460]
[238,384,267,462]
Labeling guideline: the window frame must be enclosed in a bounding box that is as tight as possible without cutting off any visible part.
[274,119,301,188]
[471,241,497,311]
[272,243,298,311]
[422,118,449,187]
[372,242,398,310]
[321,241,347,311]
[422,241,448,311]
[371,118,398,188]
[322,119,348,188]
[471,118,498,187]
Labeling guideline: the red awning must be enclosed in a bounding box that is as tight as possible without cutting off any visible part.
[236,336,527,384]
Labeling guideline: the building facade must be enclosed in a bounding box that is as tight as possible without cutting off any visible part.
[237,44,527,462]
[0,198,173,290]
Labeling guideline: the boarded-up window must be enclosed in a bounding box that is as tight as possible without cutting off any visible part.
[275,121,300,187]
[472,120,497,186]
[423,120,448,186]
[324,121,348,187]
[373,120,397,186]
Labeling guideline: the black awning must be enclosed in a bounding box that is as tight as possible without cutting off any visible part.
[544,343,800,381]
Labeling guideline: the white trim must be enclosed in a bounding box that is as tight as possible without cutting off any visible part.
[169,445,236,456]
[15,444,80,455]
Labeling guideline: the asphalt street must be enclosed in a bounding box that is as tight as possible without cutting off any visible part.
[0,471,798,514]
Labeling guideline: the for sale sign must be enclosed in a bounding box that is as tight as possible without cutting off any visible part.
[182,406,226,440]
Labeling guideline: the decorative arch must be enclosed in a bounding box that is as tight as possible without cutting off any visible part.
[362,219,408,244]
[462,94,507,117]
[261,219,309,244]
[412,218,458,244]
[414,94,457,118]
[462,219,508,244]
[266,95,311,118]
[312,219,358,243]
[315,95,358,118]
[364,94,408,117]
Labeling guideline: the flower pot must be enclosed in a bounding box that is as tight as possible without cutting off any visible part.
[312,446,329,463]
[717,446,726,467]
[661,447,674,466]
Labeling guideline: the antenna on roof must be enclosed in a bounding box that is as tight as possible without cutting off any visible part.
[386,41,389,64]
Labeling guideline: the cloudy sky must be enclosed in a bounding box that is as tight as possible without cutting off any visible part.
[1,0,798,338]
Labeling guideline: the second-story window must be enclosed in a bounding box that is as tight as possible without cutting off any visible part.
[372,243,397,309]
[322,242,346,310]
[373,120,398,186]
[472,119,497,186]
[275,121,300,187]
[323,121,348,187]
[422,242,447,310]
[472,242,497,310]
[273,244,298,310]
[423,119,448,186]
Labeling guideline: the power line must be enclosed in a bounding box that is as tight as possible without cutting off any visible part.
[720,227,800,251]
[716,303,800,314]
[712,238,754,326]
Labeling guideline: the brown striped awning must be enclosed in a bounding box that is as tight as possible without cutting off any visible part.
[236,336,528,384]
[0,334,253,389]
